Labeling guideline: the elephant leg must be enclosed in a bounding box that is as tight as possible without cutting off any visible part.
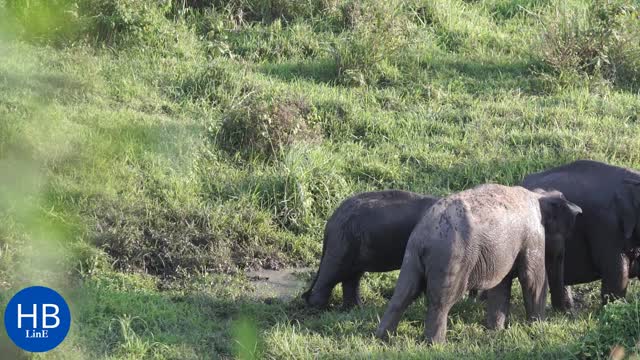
[468,289,479,300]
[424,268,467,344]
[376,255,425,340]
[424,301,454,345]
[547,254,573,312]
[628,256,640,279]
[600,253,629,305]
[467,289,487,302]
[560,286,574,313]
[305,256,348,308]
[342,272,364,309]
[518,253,548,322]
[486,275,513,330]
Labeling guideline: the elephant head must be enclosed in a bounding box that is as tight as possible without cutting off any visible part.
[535,189,582,311]
[536,189,583,248]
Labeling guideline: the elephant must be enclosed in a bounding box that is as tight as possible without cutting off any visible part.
[302,190,440,308]
[522,159,640,308]
[375,184,582,344]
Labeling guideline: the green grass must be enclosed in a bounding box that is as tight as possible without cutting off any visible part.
[2,0,640,358]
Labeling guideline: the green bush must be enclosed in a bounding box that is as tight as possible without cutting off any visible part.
[216,93,322,161]
[333,0,412,86]
[540,0,640,90]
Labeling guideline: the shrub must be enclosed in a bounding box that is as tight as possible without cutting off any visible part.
[216,93,322,160]
[333,0,412,86]
[540,0,640,90]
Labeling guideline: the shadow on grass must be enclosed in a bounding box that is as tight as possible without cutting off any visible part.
[0,70,91,103]
[88,119,203,160]
[68,274,619,359]
[260,54,548,96]
[418,56,547,96]
[257,55,563,110]
[72,280,364,358]
[259,58,338,85]
[71,273,396,356]
[403,153,583,194]
[359,346,575,360]
[72,285,240,357]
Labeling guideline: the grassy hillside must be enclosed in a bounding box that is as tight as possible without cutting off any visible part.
[1,0,640,358]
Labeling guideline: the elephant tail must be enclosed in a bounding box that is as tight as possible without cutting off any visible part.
[301,231,329,302]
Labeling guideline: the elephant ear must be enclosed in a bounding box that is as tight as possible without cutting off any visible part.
[539,195,581,231]
[563,200,582,217]
[617,178,640,240]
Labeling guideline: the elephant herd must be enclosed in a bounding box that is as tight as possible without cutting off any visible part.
[301,160,640,344]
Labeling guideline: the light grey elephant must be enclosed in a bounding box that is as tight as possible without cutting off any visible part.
[375,184,582,344]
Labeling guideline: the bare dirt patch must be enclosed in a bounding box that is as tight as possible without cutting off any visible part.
[247,267,313,301]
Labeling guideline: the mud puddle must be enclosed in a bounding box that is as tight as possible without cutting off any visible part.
[246,267,313,301]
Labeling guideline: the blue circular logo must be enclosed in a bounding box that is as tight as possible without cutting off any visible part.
[4,286,71,352]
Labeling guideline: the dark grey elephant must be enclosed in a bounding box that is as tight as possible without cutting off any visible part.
[302,190,439,308]
[375,184,581,344]
[523,159,640,308]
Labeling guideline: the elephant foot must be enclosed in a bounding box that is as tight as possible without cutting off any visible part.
[552,300,574,314]
[341,300,363,311]
[468,289,488,302]
[375,328,393,342]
